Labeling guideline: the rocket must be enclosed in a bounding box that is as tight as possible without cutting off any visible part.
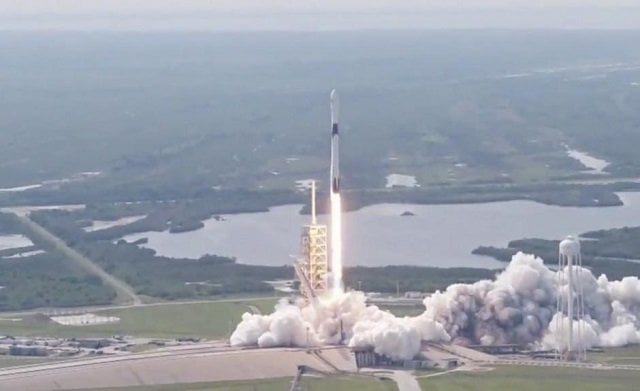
[330,89,340,193]
[329,89,343,293]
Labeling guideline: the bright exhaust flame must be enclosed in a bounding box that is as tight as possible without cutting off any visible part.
[330,192,343,294]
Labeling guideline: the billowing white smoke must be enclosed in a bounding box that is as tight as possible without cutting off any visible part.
[541,313,599,352]
[230,252,640,359]
[231,301,313,348]
[231,291,447,360]
[423,253,557,346]
[349,305,449,360]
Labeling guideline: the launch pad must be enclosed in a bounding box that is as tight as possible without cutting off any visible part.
[294,181,329,299]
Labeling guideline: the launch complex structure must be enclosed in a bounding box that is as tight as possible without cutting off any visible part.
[295,181,328,299]
[295,90,342,299]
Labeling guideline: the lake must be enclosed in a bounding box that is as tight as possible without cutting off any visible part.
[0,234,33,252]
[567,148,610,174]
[122,192,640,269]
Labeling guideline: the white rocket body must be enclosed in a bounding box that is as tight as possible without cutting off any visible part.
[330,89,340,193]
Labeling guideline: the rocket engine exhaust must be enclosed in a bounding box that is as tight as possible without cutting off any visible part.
[330,89,343,294]
[330,192,343,294]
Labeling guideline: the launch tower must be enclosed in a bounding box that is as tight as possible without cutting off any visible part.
[556,236,587,361]
[294,181,328,299]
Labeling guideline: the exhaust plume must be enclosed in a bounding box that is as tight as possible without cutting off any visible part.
[231,252,640,359]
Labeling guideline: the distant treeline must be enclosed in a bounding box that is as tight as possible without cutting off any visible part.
[3,177,640,217]
[306,182,640,215]
[473,226,640,280]
[344,266,496,293]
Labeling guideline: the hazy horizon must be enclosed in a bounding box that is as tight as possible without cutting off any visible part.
[2,1,640,31]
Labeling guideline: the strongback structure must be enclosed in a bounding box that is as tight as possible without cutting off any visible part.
[556,236,587,361]
[295,181,328,299]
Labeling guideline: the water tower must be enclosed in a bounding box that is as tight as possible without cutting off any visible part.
[556,236,587,361]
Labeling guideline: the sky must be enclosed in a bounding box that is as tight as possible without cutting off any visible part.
[1,1,640,30]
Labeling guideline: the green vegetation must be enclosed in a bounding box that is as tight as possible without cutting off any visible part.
[74,375,397,391]
[0,253,115,311]
[0,213,116,311]
[0,299,277,339]
[418,366,640,391]
[2,206,497,309]
[378,304,425,317]
[344,266,495,293]
[3,31,640,309]
[337,182,640,212]
[589,345,640,366]
[0,212,35,256]
[473,225,640,279]
[17,214,138,305]
[0,356,72,369]
[28,209,292,301]
[2,31,640,205]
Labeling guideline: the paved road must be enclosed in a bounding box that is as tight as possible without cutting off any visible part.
[360,369,422,391]
[0,296,278,318]
[247,305,262,315]
[15,214,142,306]
[391,370,421,391]
[0,343,242,377]
[0,345,357,391]
[492,358,640,371]
[416,368,461,379]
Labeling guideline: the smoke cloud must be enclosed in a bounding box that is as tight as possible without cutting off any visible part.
[231,252,640,359]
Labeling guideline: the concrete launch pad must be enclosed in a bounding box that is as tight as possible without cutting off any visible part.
[0,346,356,391]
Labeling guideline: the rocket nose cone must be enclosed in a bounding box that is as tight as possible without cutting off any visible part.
[330,89,339,124]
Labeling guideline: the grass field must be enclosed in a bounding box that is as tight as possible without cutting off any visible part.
[419,366,640,391]
[589,345,640,365]
[378,304,424,317]
[75,376,397,391]
[0,356,73,369]
[0,298,278,339]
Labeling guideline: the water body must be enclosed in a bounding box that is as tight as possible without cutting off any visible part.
[0,172,102,194]
[0,184,42,193]
[84,215,147,233]
[0,205,85,217]
[496,62,640,82]
[3,249,45,259]
[123,192,640,269]
[385,174,419,188]
[566,149,610,174]
[0,235,33,252]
